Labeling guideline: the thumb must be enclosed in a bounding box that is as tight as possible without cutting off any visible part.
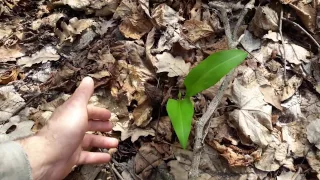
[68,77,94,106]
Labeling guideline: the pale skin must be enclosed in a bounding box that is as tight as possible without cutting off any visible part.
[17,77,119,180]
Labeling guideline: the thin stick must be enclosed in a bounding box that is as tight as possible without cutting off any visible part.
[233,0,255,40]
[111,163,124,180]
[189,1,255,179]
[279,6,287,85]
[282,18,320,49]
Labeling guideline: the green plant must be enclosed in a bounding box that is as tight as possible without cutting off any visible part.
[166,49,248,149]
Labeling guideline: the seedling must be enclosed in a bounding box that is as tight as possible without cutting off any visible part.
[166,49,248,149]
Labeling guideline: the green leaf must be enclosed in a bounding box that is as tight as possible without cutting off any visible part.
[166,98,194,149]
[184,49,247,97]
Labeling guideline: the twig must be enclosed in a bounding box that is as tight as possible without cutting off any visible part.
[233,0,255,40]
[282,18,320,50]
[111,163,124,180]
[189,0,255,179]
[279,6,287,86]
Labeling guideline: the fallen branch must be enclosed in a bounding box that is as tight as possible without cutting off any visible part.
[189,0,255,179]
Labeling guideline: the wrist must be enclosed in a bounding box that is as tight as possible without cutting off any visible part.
[16,135,51,180]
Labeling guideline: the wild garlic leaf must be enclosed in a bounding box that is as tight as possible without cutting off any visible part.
[166,98,194,149]
[184,49,247,97]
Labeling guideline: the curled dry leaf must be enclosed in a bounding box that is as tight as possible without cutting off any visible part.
[17,46,60,67]
[114,0,152,39]
[0,68,19,85]
[211,140,260,167]
[55,17,96,44]
[155,52,190,77]
[229,78,273,147]
[182,19,214,42]
[32,13,66,30]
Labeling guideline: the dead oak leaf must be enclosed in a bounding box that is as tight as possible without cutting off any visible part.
[229,78,273,147]
[155,52,190,77]
[182,19,214,42]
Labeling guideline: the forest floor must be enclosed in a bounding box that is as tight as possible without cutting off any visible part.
[1,0,320,179]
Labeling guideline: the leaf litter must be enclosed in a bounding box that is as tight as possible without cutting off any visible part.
[1,0,320,179]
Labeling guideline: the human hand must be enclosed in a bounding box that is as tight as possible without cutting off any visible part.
[18,77,118,180]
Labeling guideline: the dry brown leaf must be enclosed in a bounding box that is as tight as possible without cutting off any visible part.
[88,70,110,79]
[229,78,273,147]
[289,1,316,33]
[182,19,214,42]
[0,68,19,85]
[151,3,184,28]
[138,0,150,17]
[0,46,25,62]
[113,120,155,142]
[301,89,320,121]
[252,40,311,65]
[94,0,120,16]
[134,144,169,179]
[145,27,157,67]
[155,52,190,77]
[55,17,96,44]
[281,76,303,101]
[132,96,152,127]
[17,46,60,67]
[151,116,173,142]
[190,0,201,20]
[249,6,278,37]
[0,25,13,41]
[307,119,320,149]
[259,85,283,111]
[211,140,260,167]
[306,150,320,179]
[115,0,152,39]
[240,30,261,53]
[32,13,66,30]
[282,122,310,158]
